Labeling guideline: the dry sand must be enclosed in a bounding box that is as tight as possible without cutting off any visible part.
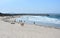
[0,16,60,38]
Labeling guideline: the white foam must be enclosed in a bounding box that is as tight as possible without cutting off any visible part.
[16,16,60,25]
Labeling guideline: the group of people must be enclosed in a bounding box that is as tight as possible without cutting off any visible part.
[18,20,36,26]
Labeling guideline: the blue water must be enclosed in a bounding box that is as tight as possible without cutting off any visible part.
[48,14,60,19]
[16,15,60,28]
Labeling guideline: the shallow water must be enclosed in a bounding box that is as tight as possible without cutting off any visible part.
[16,15,60,28]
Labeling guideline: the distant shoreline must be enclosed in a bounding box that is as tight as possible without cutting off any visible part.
[0,13,49,16]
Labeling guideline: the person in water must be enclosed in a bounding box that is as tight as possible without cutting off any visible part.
[34,22,35,24]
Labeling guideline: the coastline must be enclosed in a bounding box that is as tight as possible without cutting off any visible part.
[0,16,60,38]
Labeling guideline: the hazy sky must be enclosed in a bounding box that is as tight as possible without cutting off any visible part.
[0,0,60,14]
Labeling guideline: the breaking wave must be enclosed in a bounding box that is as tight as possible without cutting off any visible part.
[16,16,60,28]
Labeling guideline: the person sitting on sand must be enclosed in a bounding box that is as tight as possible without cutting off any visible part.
[21,23,24,26]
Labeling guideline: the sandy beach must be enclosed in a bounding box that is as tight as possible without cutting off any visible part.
[0,16,60,38]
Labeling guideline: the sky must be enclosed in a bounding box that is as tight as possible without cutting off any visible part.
[0,0,60,14]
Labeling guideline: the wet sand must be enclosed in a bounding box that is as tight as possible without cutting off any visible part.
[0,16,60,38]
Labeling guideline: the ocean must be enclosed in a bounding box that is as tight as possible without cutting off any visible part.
[16,14,60,28]
[48,14,60,19]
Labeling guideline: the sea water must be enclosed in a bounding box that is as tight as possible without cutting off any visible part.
[16,14,60,28]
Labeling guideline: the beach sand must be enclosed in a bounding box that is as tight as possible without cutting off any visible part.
[0,16,60,38]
